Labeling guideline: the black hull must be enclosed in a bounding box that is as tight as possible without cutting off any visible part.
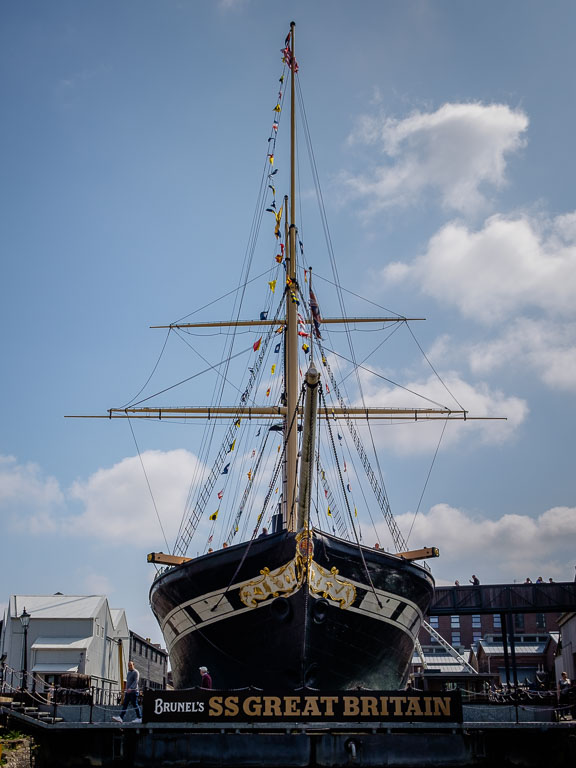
[150,529,434,690]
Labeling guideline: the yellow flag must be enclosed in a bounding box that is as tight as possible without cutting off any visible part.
[229,439,236,452]
[209,510,219,521]
[271,364,276,374]
[327,507,332,517]
[247,470,252,481]
[268,280,277,293]
[354,507,358,517]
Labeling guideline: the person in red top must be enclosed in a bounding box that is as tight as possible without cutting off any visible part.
[199,666,212,689]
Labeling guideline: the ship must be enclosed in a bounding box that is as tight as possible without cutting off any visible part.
[93,24,476,691]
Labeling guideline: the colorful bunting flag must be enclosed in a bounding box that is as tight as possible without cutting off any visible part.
[260,311,268,320]
[273,103,281,113]
[234,419,241,428]
[218,490,223,500]
[271,364,276,374]
[209,510,219,521]
[229,440,236,452]
[256,428,261,437]
[253,337,262,351]
[275,326,284,334]
[324,489,328,498]
[247,470,252,481]
[347,483,351,492]
[343,461,347,472]
[251,449,256,457]
[302,343,309,353]
[275,254,283,263]
[354,507,358,517]
[266,387,271,397]
[327,507,332,517]
[274,342,281,353]
[268,280,277,293]
[222,464,230,475]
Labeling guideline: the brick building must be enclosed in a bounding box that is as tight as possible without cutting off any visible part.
[419,610,560,651]
[129,631,168,690]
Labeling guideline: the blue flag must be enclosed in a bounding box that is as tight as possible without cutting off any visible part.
[260,311,268,320]
[222,463,230,475]
[274,343,281,353]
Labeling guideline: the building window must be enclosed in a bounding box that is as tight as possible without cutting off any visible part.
[514,614,525,632]
[451,632,461,646]
[493,615,501,629]
[472,631,482,644]
[472,615,481,628]
[451,616,460,628]
[535,613,545,629]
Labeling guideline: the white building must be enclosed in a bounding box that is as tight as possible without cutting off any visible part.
[0,594,129,696]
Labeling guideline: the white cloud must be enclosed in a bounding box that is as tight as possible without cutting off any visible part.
[80,569,115,595]
[384,211,576,324]
[0,455,64,532]
[345,103,528,214]
[68,450,203,546]
[355,371,528,454]
[391,503,576,584]
[467,318,576,392]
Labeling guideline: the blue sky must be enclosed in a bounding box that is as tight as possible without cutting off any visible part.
[1,1,575,647]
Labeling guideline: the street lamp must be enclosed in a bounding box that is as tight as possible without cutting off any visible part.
[20,607,31,691]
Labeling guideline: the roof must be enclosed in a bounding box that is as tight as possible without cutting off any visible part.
[411,653,471,673]
[31,637,92,650]
[478,641,548,655]
[10,595,106,620]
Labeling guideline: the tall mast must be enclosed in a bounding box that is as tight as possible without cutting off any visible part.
[284,21,299,532]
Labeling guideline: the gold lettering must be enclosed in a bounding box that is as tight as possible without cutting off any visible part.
[343,696,360,717]
[284,696,301,717]
[262,696,282,717]
[224,696,239,717]
[208,696,223,717]
[361,696,379,716]
[434,697,451,717]
[389,696,407,716]
[405,698,423,717]
[423,696,433,716]
[379,696,390,716]
[319,696,339,717]
[243,696,262,716]
[301,697,321,717]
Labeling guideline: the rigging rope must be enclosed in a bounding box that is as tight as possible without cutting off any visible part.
[126,417,170,552]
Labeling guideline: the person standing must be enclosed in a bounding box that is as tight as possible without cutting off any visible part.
[113,661,142,723]
[199,666,212,689]
[469,575,480,586]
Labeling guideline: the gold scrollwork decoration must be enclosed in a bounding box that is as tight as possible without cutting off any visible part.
[309,562,356,609]
[239,557,304,608]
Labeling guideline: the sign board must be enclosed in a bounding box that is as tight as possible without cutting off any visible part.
[143,689,462,724]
